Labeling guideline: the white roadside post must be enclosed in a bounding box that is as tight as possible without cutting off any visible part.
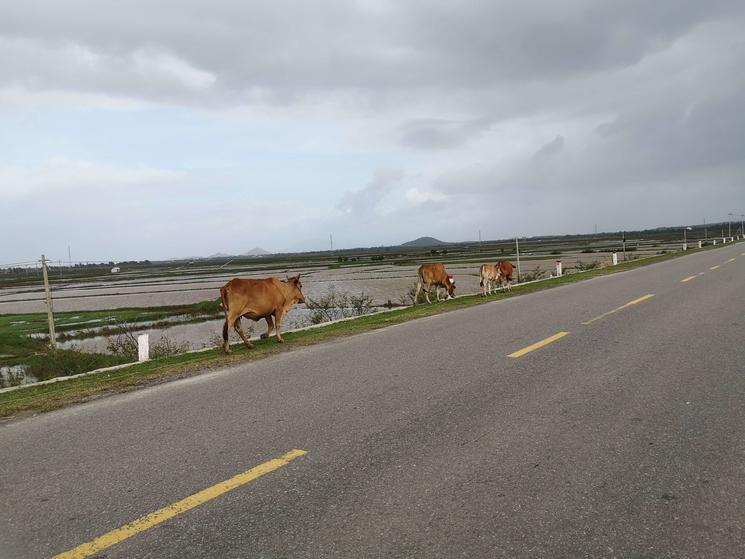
[713,239,717,245]
[138,334,150,362]
[612,253,618,265]
[698,241,702,249]
[555,259,563,277]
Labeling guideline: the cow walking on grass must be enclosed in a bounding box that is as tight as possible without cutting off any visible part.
[479,264,500,296]
[497,261,515,291]
[414,263,455,304]
[220,275,306,353]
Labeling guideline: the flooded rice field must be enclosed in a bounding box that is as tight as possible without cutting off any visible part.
[1,236,685,368]
[0,252,636,314]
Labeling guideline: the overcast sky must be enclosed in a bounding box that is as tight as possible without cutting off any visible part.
[1,0,744,263]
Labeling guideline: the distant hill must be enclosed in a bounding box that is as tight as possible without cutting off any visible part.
[208,252,230,258]
[243,247,271,256]
[401,236,447,247]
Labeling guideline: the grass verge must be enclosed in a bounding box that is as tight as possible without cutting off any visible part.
[0,245,730,419]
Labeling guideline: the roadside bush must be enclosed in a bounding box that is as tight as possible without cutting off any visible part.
[520,266,546,282]
[23,348,128,382]
[581,248,595,253]
[574,260,602,271]
[305,285,376,325]
[106,323,190,360]
[399,282,428,305]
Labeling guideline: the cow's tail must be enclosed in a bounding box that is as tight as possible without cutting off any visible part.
[220,285,230,341]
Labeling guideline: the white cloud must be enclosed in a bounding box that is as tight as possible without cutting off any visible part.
[0,158,187,201]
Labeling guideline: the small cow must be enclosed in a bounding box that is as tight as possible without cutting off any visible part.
[497,261,515,291]
[479,264,500,296]
[414,263,455,304]
[220,275,305,353]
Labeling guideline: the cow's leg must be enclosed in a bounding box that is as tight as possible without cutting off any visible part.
[260,316,275,339]
[414,280,423,305]
[436,285,442,302]
[222,314,233,353]
[273,310,285,343]
[423,283,432,304]
[233,317,253,349]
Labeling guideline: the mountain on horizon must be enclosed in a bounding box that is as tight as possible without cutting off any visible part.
[401,236,447,247]
[243,247,271,256]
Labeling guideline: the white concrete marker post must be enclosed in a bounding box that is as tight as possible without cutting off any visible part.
[138,334,150,362]
[612,253,618,265]
[713,239,717,245]
[555,260,563,277]
[698,241,702,249]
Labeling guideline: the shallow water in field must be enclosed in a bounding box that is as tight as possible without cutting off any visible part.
[56,309,317,354]
[0,365,36,388]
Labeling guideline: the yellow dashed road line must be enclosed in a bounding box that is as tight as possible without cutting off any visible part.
[508,331,570,358]
[582,294,655,325]
[681,275,697,283]
[54,449,308,559]
[710,265,720,271]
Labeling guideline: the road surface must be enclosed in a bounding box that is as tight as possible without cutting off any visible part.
[1,243,744,558]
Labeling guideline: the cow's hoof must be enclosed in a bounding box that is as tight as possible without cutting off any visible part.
[277,338,285,344]
[260,333,268,339]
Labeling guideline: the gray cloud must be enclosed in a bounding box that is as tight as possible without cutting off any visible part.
[2,0,745,260]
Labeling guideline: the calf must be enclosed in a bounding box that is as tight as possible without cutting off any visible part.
[497,261,515,291]
[479,264,500,296]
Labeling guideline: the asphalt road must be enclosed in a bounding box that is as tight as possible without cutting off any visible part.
[2,242,745,558]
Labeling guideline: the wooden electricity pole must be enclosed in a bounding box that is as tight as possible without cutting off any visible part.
[41,254,56,349]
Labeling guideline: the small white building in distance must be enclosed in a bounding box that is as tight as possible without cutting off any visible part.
[111,266,120,274]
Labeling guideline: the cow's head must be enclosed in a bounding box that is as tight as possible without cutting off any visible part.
[287,274,306,304]
[446,274,456,298]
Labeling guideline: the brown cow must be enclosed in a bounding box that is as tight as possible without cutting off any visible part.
[479,264,500,296]
[497,261,515,291]
[220,275,305,353]
[414,263,455,304]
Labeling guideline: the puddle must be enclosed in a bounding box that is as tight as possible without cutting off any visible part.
[56,312,313,354]
[0,365,37,388]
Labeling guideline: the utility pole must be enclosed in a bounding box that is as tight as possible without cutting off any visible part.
[515,237,521,282]
[68,244,72,268]
[622,231,626,261]
[41,254,56,349]
[728,213,733,237]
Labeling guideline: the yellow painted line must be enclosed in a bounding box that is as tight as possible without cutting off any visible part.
[680,275,697,283]
[508,331,570,358]
[710,265,720,270]
[698,272,705,275]
[726,258,736,263]
[582,294,655,325]
[53,449,308,559]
